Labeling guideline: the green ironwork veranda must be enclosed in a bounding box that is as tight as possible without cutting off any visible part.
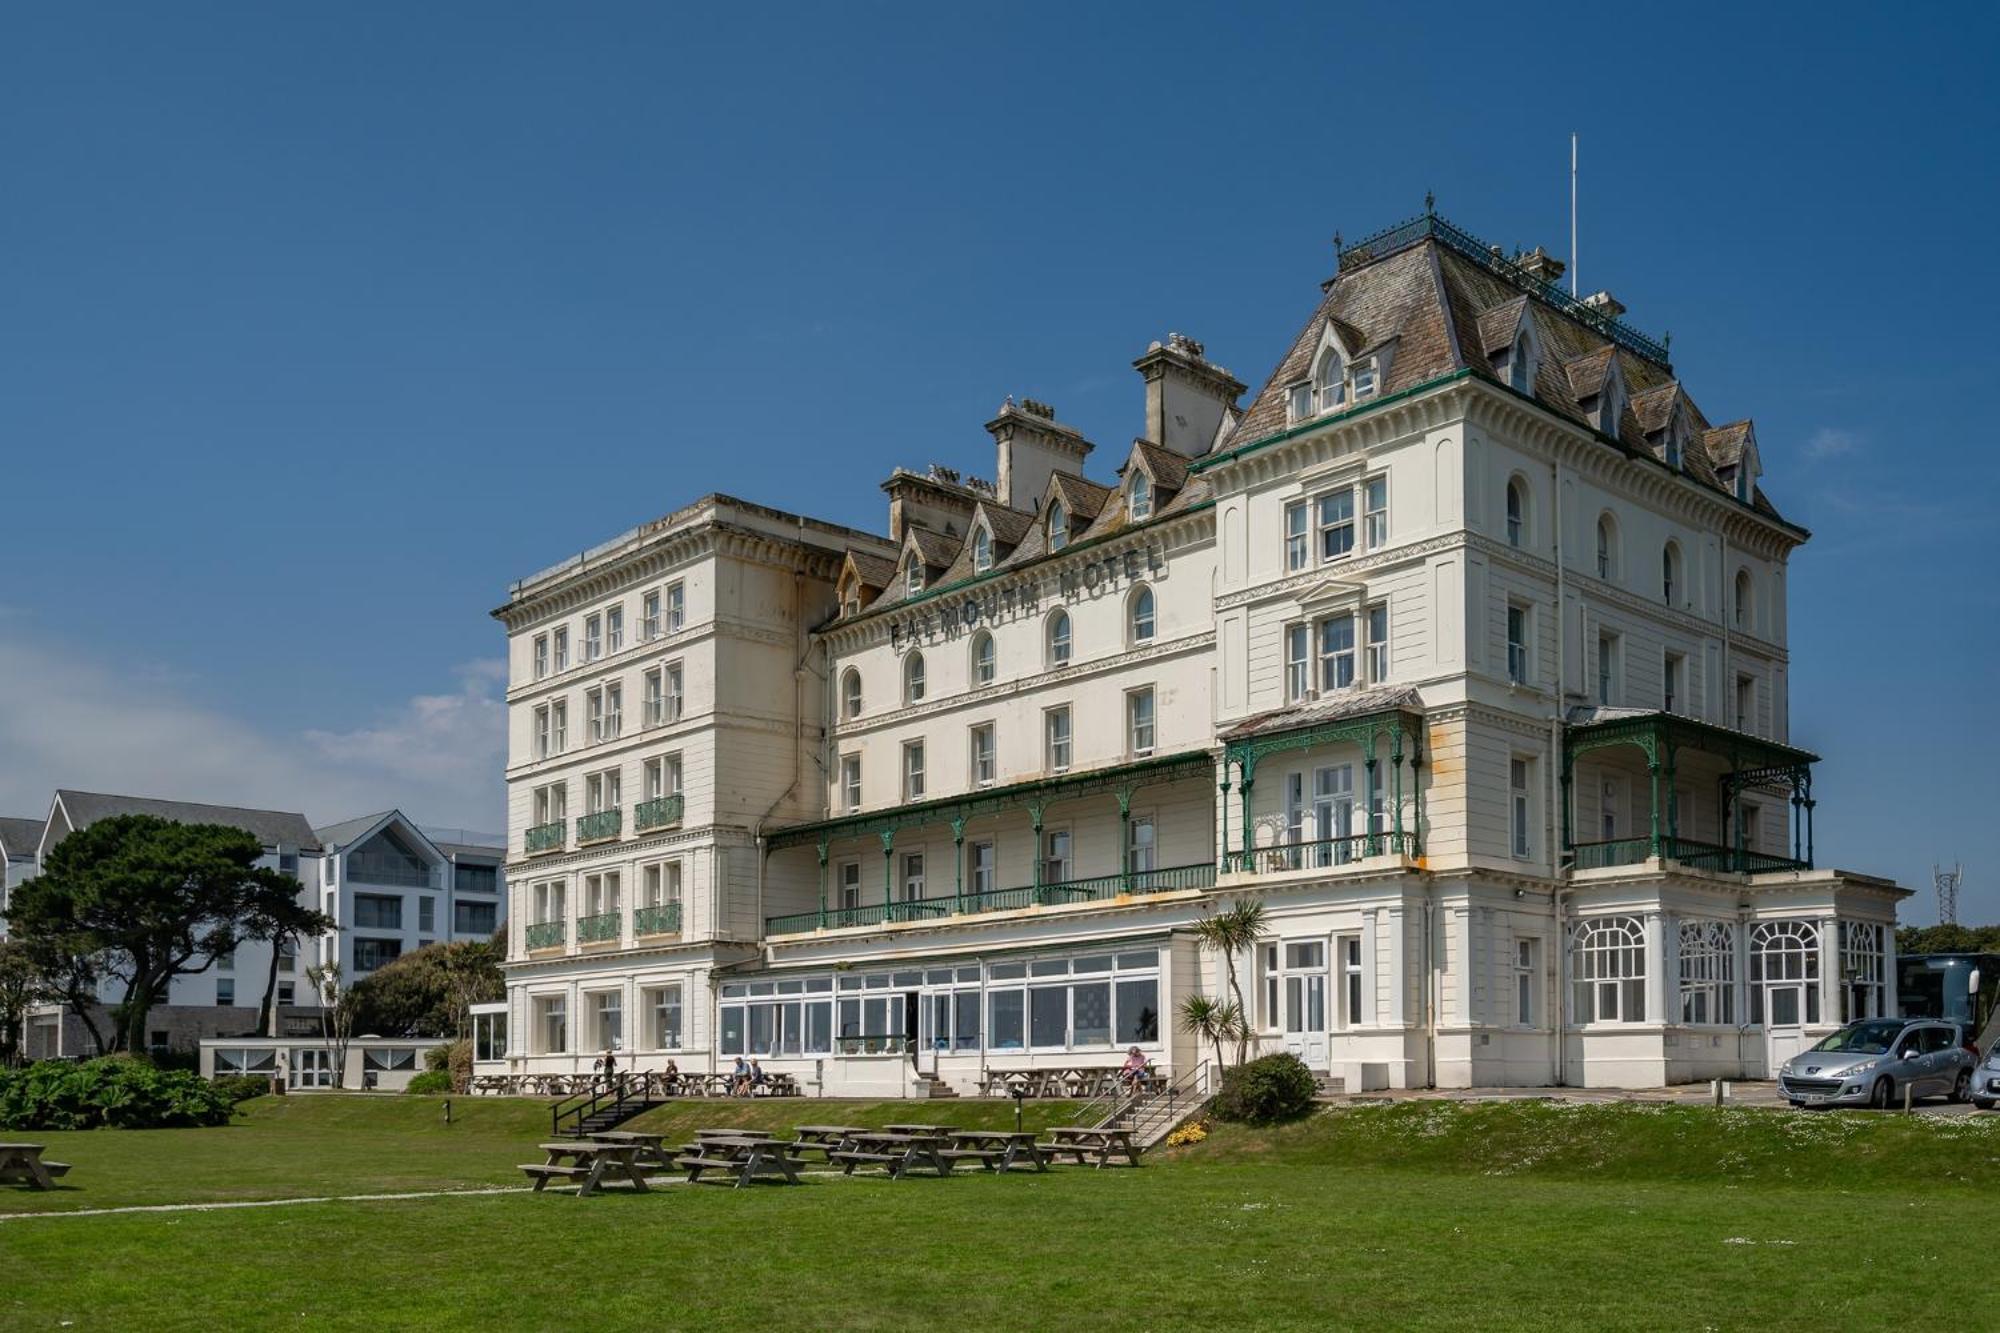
[1219,705,1427,868]
[1562,711,1817,873]
[765,749,1216,929]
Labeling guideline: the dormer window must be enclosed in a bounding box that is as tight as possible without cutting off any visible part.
[1129,471,1153,521]
[1664,419,1686,470]
[1314,350,1346,413]
[1287,383,1313,422]
[904,558,924,597]
[1597,377,1624,436]
[1350,357,1378,400]
[1048,501,1069,552]
[971,527,992,573]
[1509,332,1534,392]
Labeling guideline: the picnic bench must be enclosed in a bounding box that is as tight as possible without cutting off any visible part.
[675,1135,805,1188]
[586,1130,674,1172]
[882,1123,956,1136]
[1039,1126,1141,1168]
[829,1131,955,1179]
[792,1125,867,1160]
[519,1140,652,1197]
[0,1143,70,1191]
[948,1129,1049,1173]
[979,1066,1163,1098]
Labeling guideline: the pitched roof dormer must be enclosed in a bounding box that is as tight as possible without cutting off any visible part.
[1706,420,1762,503]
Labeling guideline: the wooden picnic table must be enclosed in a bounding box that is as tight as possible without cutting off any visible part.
[0,1143,70,1191]
[792,1125,867,1159]
[949,1129,1050,1173]
[586,1130,675,1171]
[883,1123,957,1136]
[676,1135,804,1188]
[1042,1126,1141,1168]
[695,1126,775,1141]
[831,1131,955,1179]
[521,1140,651,1197]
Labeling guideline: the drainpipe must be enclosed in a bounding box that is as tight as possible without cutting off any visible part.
[1422,890,1437,1088]
[1549,459,1572,1087]
[752,520,814,939]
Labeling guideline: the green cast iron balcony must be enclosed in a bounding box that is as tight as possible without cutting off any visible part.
[524,920,566,950]
[633,902,682,937]
[1221,831,1416,875]
[575,910,622,944]
[576,809,622,844]
[763,861,1218,937]
[633,794,684,833]
[1570,836,1809,875]
[524,822,565,855]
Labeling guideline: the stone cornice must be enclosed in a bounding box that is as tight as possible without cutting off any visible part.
[505,822,759,877]
[1201,378,1475,498]
[1214,532,1466,612]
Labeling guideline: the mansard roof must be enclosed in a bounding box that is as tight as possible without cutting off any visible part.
[1221,211,1788,524]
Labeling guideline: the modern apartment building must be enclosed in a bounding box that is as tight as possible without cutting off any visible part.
[13,792,505,1058]
[484,211,1907,1093]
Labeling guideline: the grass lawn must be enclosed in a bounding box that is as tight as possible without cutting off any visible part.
[4,1094,1997,1330]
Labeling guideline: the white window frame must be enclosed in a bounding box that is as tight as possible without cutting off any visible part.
[1510,757,1533,859]
[903,651,926,704]
[1506,603,1531,685]
[1571,916,1647,1025]
[1362,475,1388,549]
[641,590,660,641]
[666,582,685,633]
[971,631,995,686]
[1283,500,1309,571]
[1046,610,1072,668]
[1129,585,1155,644]
[1129,470,1153,520]
[1365,603,1389,684]
[841,668,863,720]
[1045,706,1072,774]
[970,723,996,789]
[840,755,862,812]
[902,740,926,801]
[1126,687,1155,759]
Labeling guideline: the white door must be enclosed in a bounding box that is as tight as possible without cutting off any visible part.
[1764,985,1808,1067]
[289,1049,332,1090]
[1281,941,1329,1068]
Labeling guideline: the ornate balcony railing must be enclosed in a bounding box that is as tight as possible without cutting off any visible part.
[763,862,1218,937]
[524,920,566,950]
[576,809,622,844]
[1221,832,1416,875]
[1570,836,1810,875]
[575,911,622,944]
[633,902,682,937]
[525,822,565,855]
[633,795,684,833]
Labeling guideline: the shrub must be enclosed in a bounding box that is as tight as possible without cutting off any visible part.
[1164,1118,1210,1148]
[1212,1053,1317,1126]
[0,1057,237,1130]
[210,1073,274,1105]
[404,1070,453,1095]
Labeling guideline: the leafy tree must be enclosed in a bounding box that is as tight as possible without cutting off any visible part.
[348,937,503,1039]
[7,815,328,1054]
[240,878,330,1037]
[1193,900,1265,1064]
[305,962,359,1088]
[0,940,46,1067]
[1897,924,2000,956]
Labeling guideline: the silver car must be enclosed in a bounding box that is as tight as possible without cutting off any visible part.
[1971,1042,2000,1111]
[1777,1018,1975,1108]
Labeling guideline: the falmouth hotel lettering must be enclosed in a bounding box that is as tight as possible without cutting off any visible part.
[888,542,1166,651]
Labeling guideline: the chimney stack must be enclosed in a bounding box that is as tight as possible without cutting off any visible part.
[1132,332,1246,458]
[1516,245,1566,286]
[1582,290,1628,319]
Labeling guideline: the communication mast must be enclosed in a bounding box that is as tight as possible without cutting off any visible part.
[1934,862,1963,926]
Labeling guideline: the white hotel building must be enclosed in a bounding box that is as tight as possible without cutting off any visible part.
[485,212,1907,1093]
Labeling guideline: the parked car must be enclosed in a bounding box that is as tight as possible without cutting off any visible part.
[1971,1041,2000,1111]
[1776,1018,1975,1109]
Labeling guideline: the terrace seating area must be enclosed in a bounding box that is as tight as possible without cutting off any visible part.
[978,1064,1165,1098]
[472,1070,803,1098]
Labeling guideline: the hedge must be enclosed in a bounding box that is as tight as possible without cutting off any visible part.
[0,1058,237,1130]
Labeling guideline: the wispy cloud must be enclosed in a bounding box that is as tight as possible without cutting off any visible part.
[0,637,505,831]
[1803,427,1861,460]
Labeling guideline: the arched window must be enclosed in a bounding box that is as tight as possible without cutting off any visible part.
[1047,501,1069,552]
[1750,919,1822,1026]
[1734,569,1753,631]
[971,527,992,574]
[1505,477,1528,547]
[903,652,926,704]
[1571,915,1646,1024]
[904,557,923,597]
[1595,512,1618,580]
[1509,332,1534,392]
[1129,470,1153,521]
[1046,609,1072,668]
[1314,348,1346,413]
[1662,542,1681,606]
[1677,919,1736,1025]
[840,668,862,720]
[1129,585,1156,644]
[970,630,995,686]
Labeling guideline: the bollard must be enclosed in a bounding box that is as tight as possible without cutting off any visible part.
[443,1098,452,1125]
[1711,1079,1723,1107]
[1903,1083,1913,1114]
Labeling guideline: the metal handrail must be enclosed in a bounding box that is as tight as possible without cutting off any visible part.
[763,861,1219,936]
[632,902,681,936]
[576,809,622,843]
[1222,832,1414,874]
[575,911,621,944]
[633,794,685,832]
[524,920,565,950]
[524,822,565,854]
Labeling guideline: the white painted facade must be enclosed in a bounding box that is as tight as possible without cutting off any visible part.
[486,221,1908,1094]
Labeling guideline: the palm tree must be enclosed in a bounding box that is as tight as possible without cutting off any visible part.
[1194,900,1266,1063]
[1177,995,1242,1078]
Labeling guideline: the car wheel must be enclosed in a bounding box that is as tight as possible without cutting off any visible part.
[1870,1076,1895,1109]
[1974,1099,1994,1112]
[1953,1070,1972,1103]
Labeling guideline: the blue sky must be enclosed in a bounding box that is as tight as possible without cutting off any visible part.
[1,4,1993,918]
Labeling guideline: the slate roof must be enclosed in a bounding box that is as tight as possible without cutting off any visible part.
[53,790,321,851]
[313,811,397,849]
[0,817,44,856]
[1220,686,1426,742]
[1127,440,1191,493]
[1705,421,1753,468]
[1224,220,1786,524]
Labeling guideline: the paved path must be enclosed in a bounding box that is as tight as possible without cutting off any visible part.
[1327,1081,1980,1116]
